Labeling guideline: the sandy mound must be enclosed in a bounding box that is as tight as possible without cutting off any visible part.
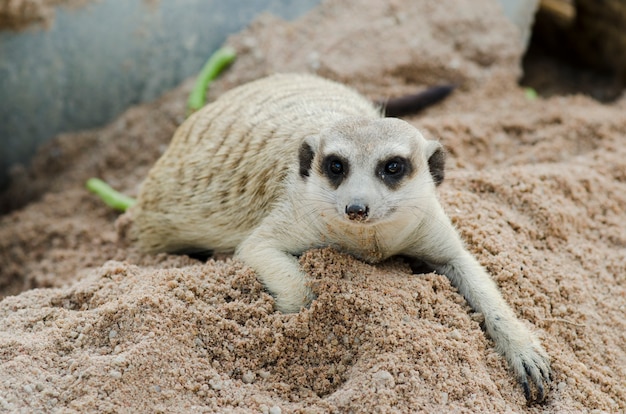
[1,0,625,412]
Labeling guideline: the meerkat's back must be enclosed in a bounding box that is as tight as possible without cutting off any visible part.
[131,73,381,254]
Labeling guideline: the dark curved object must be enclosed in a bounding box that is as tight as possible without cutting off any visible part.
[380,84,455,117]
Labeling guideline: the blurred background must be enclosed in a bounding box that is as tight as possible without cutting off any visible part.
[0,0,624,192]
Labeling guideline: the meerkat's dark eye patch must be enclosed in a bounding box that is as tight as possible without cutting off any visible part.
[298,141,315,178]
[321,154,349,188]
[377,156,412,189]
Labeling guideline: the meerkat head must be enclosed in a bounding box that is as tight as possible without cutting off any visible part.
[298,117,445,225]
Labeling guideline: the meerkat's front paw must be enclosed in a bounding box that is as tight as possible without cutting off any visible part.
[272,287,316,314]
[505,340,551,403]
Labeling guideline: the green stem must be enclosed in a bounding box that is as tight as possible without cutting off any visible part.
[187,46,237,113]
[86,178,136,212]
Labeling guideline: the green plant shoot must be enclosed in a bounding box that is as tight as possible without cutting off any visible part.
[187,46,237,113]
[86,178,136,212]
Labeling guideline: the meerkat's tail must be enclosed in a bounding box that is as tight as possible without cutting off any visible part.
[379,84,455,117]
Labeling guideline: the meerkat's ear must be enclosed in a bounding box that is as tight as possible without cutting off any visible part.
[298,135,319,178]
[425,140,446,186]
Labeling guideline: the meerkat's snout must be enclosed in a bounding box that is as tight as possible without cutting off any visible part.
[345,202,369,221]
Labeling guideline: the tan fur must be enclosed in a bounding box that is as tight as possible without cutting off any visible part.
[131,73,551,402]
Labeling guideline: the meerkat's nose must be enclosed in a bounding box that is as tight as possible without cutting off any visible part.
[345,203,369,221]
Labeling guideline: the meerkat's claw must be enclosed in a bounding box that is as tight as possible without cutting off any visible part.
[522,361,545,403]
[521,378,531,403]
[512,346,551,403]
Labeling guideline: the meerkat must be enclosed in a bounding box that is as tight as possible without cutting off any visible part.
[130,73,551,402]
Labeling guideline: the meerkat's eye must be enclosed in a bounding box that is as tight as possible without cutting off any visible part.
[378,156,411,189]
[384,160,404,175]
[329,159,344,175]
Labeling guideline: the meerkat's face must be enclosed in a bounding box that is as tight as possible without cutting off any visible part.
[298,117,445,226]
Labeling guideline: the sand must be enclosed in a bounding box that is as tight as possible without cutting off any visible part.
[1,0,625,412]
